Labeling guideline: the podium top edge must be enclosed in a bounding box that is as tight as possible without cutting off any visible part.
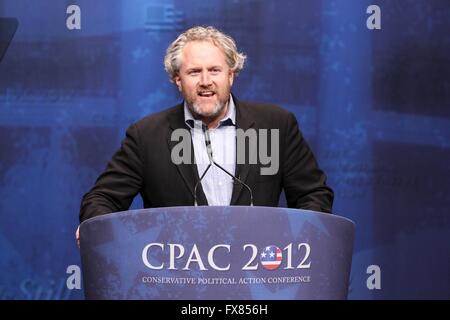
[80,206,355,228]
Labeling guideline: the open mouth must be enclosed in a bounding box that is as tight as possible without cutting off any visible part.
[198,91,215,97]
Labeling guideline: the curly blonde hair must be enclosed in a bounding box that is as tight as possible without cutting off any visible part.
[164,26,247,82]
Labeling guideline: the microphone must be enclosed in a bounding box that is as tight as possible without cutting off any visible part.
[201,124,254,206]
[193,124,214,206]
[193,162,212,206]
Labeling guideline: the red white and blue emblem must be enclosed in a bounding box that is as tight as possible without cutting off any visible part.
[260,245,282,270]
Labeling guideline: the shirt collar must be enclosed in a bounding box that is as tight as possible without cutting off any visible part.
[184,95,236,129]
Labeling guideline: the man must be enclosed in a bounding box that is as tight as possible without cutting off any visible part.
[79,26,333,227]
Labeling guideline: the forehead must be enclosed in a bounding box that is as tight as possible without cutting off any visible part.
[180,41,227,67]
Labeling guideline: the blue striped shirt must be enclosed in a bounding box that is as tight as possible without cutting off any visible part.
[184,96,236,205]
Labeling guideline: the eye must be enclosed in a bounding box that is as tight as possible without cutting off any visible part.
[188,70,200,75]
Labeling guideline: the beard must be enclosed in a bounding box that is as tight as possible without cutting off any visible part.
[188,100,227,121]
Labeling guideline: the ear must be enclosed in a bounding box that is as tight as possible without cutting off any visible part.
[228,70,234,87]
[174,75,182,91]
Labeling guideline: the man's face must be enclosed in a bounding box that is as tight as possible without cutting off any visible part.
[175,41,234,121]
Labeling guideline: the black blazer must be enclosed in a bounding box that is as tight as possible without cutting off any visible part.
[79,98,333,222]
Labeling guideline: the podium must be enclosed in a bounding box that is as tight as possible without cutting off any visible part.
[79,206,355,300]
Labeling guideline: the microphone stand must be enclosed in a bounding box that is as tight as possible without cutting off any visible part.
[193,124,254,206]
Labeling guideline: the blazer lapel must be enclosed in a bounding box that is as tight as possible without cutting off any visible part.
[167,104,208,206]
[230,98,255,205]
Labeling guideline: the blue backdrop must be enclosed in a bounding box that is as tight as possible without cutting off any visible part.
[0,0,449,299]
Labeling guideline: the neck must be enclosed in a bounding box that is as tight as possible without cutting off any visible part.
[198,101,229,129]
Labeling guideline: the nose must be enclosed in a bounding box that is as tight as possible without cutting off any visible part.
[199,71,212,87]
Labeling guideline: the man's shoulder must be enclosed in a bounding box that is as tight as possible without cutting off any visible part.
[237,100,294,123]
[132,103,183,130]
